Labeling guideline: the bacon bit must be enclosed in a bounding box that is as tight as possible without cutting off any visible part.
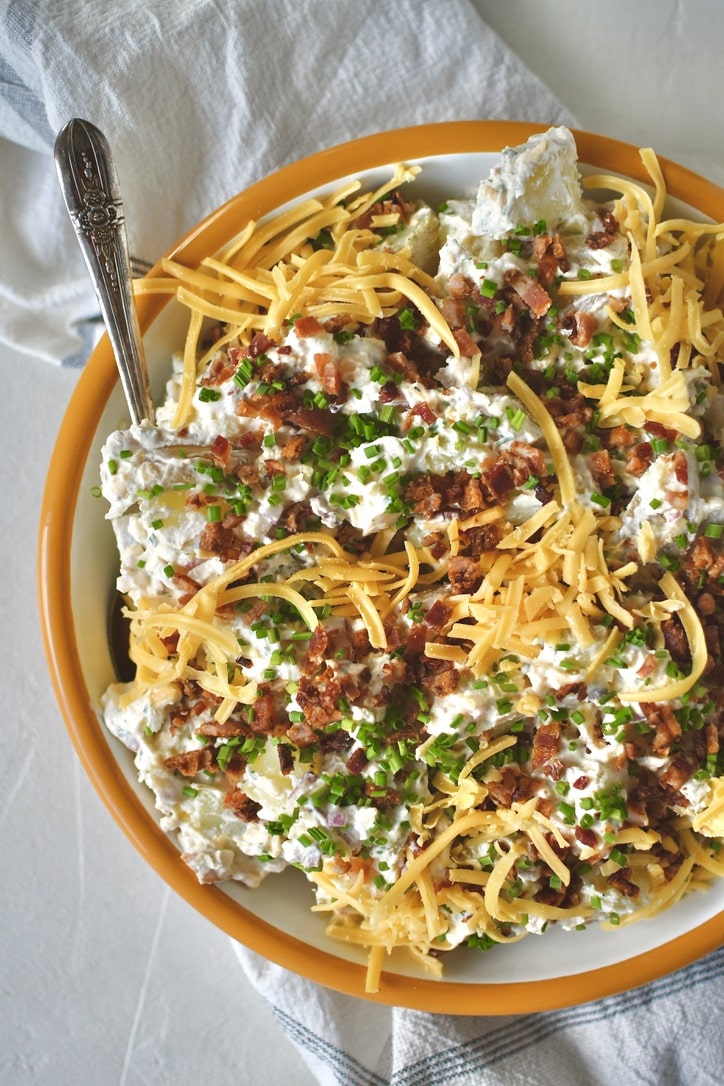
[604,425,635,449]
[386,351,420,383]
[703,595,720,621]
[662,615,691,669]
[545,391,593,434]
[209,434,232,471]
[646,421,678,444]
[314,352,343,397]
[589,448,616,490]
[706,723,719,755]
[641,701,682,755]
[559,309,597,347]
[448,273,476,299]
[532,721,561,770]
[453,326,479,358]
[172,571,202,600]
[353,191,413,231]
[239,429,263,449]
[586,209,619,250]
[424,599,453,632]
[532,232,569,288]
[626,441,653,477]
[557,681,588,700]
[364,782,402,810]
[572,775,591,790]
[607,870,639,897]
[346,747,369,774]
[163,748,216,776]
[448,555,482,594]
[277,744,294,775]
[293,315,325,338]
[438,296,468,329]
[422,665,460,697]
[574,825,598,849]
[197,718,247,738]
[458,521,503,558]
[296,669,343,727]
[223,790,262,821]
[672,450,689,484]
[307,625,329,663]
[461,475,485,512]
[286,721,318,753]
[248,332,277,357]
[659,753,693,792]
[481,460,515,503]
[284,404,335,436]
[405,623,428,658]
[637,654,657,678]
[279,434,306,461]
[503,268,553,317]
[160,631,180,654]
[201,353,237,387]
[403,401,437,430]
[249,691,286,737]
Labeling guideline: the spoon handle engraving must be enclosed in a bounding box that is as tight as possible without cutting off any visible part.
[54,118,154,425]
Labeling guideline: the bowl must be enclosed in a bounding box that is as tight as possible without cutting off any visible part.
[38,121,724,1013]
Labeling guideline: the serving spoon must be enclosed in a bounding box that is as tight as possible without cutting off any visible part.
[55,118,154,680]
[54,117,155,426]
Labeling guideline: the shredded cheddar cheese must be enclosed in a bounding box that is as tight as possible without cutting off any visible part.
[102,130,723,995]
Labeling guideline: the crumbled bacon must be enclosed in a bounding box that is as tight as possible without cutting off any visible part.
[223,790,262,821]
[586,209,619,250]
[659,753,693,792]
[589,448,616,490]
[532,232,569,288]
[640,701,682,755]
[559,309,597,347]
[448,555,482,594]
[503,268,553,317]
[532,721,561,770]
[277,744,294,775]
[574,825,598,849]
[626,441,653,477]
[163,748,216,777]
[293,315,325,337]
[314,352,343,397]
[402,401,437,430]
[607,870,639,897]
[209,434,232,471]
[423,599,453,632]
[662,615,691,669]
[295,669,343,726]
[453,327,479,358]
[422,665,459,697]
[346,747,369,774]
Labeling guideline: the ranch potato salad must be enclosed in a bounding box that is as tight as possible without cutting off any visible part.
[100,128,724,990]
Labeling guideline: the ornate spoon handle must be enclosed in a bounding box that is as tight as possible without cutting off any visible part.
[54,118,154,425]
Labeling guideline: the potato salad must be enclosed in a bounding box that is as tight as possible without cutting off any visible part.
[100,128,724,990]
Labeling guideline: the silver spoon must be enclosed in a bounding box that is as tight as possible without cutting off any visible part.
[55,118,152,681]
[54,117,155,425]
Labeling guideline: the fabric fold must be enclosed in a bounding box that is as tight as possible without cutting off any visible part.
[0,0,574,365]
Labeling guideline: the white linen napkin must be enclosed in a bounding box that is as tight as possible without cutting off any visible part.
[4,3,721,1084]
[0,0,573,366]
[234,942,724,1086]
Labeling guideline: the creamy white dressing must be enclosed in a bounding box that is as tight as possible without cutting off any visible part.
[99,127,723,964]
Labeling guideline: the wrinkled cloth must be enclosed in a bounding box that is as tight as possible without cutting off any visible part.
[235,941,724,1086]
[0,0,573,365]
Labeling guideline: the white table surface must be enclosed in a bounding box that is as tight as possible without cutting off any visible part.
[3,2,724,1083]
